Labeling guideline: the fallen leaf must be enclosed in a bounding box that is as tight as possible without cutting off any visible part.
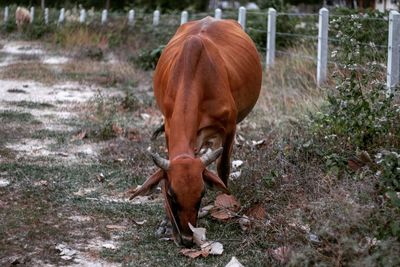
[348,158,364,171]
[201,241,224,255]
[180,222,225,258]
[210,209,236,220]
[232,160,243,169]
[112,123,124,136]
[214,194,240,211]
[225,256,244,267]
[229,170,241,180]
[180,248,209,258]
[269,246,291,264]
[189,223,207,246]
[245,203,266,220]
[106,225,127,231]
[210,194,240,221]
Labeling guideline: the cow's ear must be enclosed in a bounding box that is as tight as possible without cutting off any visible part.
[203,169,230,194]
[129,169,165,199]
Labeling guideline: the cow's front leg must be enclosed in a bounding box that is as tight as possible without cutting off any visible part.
[217,130,235,186]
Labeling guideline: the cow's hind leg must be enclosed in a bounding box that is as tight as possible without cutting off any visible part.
[217,130,235,186]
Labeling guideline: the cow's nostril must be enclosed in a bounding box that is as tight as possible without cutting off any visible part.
[181,235,194,247]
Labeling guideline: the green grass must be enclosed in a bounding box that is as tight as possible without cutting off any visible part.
[7,101,55,109]
[0,110,39,124]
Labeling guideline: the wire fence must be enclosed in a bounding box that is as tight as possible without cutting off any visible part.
[1,5,399,88]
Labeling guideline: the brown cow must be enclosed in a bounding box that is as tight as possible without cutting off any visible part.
[130,16,262,247]
[15,7,32,26]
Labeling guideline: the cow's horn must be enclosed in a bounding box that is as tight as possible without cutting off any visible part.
[200,147,223,166]
[150,153,170,171]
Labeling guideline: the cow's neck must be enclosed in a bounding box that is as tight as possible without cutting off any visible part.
[167,88,200,159]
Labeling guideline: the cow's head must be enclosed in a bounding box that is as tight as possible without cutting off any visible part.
[130,148,228,247]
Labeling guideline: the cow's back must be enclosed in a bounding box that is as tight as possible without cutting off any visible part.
[154,17,262,123]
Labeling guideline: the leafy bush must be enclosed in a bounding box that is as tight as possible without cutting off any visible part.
[306,8,400,240]
[133,45,165,70]
[376,151,400,208]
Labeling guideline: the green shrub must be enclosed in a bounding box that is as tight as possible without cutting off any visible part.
[305,7,400,240]
[133,45,165,70]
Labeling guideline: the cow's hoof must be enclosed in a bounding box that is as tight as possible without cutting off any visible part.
[155,218,173,238]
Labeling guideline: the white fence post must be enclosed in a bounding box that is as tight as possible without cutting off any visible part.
[153,10,160,26]
[128,9,135,25]
[4,6,8,22]
[215,8,222,19]
[44,8,49,24]
[238,6,246,30]
[317,7,329,87]
[58,8,65,24]
[181,11,188,25]
[266,8,276,69]
[101,9,107,24]
[30,7,35,23]
[79,9,86,23]
[387,10,400,89]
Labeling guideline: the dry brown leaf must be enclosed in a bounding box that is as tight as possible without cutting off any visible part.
[210,209,236,220]
[106,225,127,231]
[180,248,209,258]
[214,194,240,211]
[180,223,224,258]
[210,194,240,220]
[112,123,124,136]
[245,203,266,220]
[348,158,364,171]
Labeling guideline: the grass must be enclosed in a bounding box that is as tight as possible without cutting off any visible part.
[0,110,39,124]
[7,100,55,109]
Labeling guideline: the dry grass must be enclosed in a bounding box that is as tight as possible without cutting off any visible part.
[0,62,57,84]
[254,47,324,132]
